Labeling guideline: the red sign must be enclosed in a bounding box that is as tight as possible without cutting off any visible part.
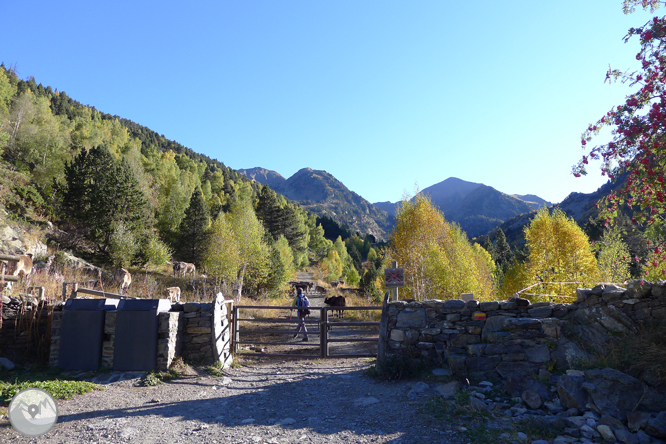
[384,268,405,288]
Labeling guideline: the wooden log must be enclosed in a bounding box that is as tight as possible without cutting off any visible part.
[75,287,125,298]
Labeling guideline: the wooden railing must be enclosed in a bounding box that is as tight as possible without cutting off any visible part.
[232,305,382,359]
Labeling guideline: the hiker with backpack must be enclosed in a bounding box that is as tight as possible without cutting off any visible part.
[293,290,310,341]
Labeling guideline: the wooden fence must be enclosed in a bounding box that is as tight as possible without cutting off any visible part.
[232,305,382,359]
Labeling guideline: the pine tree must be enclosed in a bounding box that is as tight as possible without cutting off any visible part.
[177,188,210,264]
[483,236,495,260]
[493,228,514,273]
[61,145,146,255]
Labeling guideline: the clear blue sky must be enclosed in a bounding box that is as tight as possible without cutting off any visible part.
[1,1,658,205]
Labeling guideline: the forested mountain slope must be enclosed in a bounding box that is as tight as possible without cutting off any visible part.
[0,66,365,299]
[241,167,393,240]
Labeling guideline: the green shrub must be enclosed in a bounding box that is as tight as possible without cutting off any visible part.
[141,368,181,386]
[0,378,103,405]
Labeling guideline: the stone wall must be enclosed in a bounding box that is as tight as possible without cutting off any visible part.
[379,280,666,383]
[102,311,116,369]
[378,280,666,441]
[157,312,183,370]
[179,293,233,367]
[47,310,61,367]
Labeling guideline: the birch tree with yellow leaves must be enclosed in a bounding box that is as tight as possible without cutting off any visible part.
[524,207,600,300]
[390,193,494,300]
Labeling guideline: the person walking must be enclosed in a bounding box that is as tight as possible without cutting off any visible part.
[293,290,310,341]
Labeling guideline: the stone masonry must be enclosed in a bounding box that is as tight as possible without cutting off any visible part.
[379,279,666,382]
[157,311,183,370]
[48,311,63,367]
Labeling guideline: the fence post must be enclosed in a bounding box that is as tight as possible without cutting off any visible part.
[233,306,240,354]
[391,261,399,302]
[320,307,329,358]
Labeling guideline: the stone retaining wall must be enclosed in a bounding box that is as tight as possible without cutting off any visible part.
[378,280,666,381]
[47,311,62,367]
[157,312,183,370]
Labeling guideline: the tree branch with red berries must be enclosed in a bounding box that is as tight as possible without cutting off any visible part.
[574,1,666,276]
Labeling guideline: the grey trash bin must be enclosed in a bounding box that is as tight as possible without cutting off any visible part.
[113,299,171,371]
[58,298,120,370]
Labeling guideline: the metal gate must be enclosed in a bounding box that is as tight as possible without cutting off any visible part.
[232,305,382,359]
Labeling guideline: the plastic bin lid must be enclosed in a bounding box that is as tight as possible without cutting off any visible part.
[64,298,120,311]
[117,298,171,312]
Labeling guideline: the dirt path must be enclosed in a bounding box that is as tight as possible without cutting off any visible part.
[0,358,464,444]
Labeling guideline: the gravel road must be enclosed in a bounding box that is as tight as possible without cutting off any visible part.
[0,358,466,444]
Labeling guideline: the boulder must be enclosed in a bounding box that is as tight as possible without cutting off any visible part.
[596,424,616,442]
[522,390,543,409]
[627,411,652,432]
[583,368,666,421]
[525,344,551,363]
[557,374,589,411]
[627,280,652,299]
[551,340,594,370]
[396,308,426,328]
[646,411,666,439]
[652,280,666,298]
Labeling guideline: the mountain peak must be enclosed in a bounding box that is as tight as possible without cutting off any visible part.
[239,166,392,240]
[238,167,286,189]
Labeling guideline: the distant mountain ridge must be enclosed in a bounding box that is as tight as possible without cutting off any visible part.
[237,167,286,190]
[242,168,555,241]
[497,175,625,249]
[512,194,552,210]
[373,178,551,239]
[240,167,393,240]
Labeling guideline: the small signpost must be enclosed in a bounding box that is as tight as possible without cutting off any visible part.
[384,268,404,288]
[384,262,404,301]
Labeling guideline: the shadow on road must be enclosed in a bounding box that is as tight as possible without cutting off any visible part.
[52,363,459,444]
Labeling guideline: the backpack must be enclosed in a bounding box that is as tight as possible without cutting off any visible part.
[297,294,310,316]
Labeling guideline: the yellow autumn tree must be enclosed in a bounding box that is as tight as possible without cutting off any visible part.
[319,250,344,282]
[390,193,445,299]
[425,224,495,300]
[596,225,631,283]
[498,259,530,300]
[390,193,494,300]
[524,207,600,300]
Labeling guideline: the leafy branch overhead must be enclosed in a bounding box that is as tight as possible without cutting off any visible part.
[574,1,666,276]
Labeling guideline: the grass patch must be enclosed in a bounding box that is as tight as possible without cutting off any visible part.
[140,368,181,386]
[589,320,666,385]
[0,367,102,405]
[423,390,494,437]
[205,360,227,377]
[464,427,504,444]
[514,417,565,440]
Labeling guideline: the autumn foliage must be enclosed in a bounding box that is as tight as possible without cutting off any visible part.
[390,193,494,301]
[523,207,600,300]
[574,2,666,275]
